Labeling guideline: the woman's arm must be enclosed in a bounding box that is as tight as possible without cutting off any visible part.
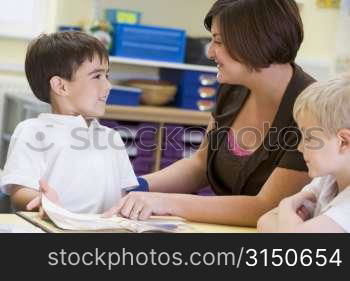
[144,156,208,194]
[144,116,215,194]
[170,167,311,226]
[104,167,311,226]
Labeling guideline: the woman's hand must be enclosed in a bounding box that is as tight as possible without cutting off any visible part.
[26,180,60,219]
[102,192,175,220]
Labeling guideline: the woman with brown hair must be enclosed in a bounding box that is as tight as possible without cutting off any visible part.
[104,0,315,227]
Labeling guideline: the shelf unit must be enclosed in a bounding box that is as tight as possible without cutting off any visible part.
[104,105,211,126]
[103,105,210,172]
[0,58,214,174]
[109,56,218,73]
[106,56,215,128]
[104,57,215,173]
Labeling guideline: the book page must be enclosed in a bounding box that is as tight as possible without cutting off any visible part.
[42,195,192,233]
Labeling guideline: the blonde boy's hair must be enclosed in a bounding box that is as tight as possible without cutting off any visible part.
[293,73,350,136]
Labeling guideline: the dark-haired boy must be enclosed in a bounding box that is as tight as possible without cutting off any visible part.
[1,32,138,214]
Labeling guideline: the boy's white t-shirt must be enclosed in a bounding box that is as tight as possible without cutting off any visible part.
[303,175,350,232]
[0,113,138,214]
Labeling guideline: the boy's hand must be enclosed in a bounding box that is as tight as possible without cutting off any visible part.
[276,191,317,232]
[26,180,60,219]
[279,191,316,221]
[296,197,316,221]
[102,192,172,220]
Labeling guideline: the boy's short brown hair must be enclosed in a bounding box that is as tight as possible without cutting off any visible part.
[204,0,303,71]
[25,31,109,104]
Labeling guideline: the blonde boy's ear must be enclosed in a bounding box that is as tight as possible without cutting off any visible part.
[49,76,69,97]
[337,129,350,152]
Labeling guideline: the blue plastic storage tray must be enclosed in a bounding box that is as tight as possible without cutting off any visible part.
[160,69,218,110]
[175,96,216,111]
[112,23,186,63]
[107,85,141,106]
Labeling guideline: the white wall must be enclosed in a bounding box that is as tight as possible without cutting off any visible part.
[98,0,216,37]
[0,0,342,79]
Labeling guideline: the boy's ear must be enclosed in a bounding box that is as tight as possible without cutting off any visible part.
[337,129,350,152]
[49,76,69,97]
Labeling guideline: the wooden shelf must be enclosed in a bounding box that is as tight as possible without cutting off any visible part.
[3,57,218,73]
[104,105,211,126]
[109,56,218,73]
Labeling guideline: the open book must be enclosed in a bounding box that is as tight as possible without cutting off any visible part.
[40,195,192,233]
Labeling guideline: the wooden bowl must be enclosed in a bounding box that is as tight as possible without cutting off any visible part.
[124,79,177,106]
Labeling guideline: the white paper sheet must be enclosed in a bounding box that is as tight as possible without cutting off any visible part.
[42,195,190,233]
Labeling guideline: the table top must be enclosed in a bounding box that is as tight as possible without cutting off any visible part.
[0,213,256,233]
[0,213,44,233]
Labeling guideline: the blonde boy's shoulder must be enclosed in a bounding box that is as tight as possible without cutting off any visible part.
[302,175,336,195]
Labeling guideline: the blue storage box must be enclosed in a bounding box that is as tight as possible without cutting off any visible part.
[105,9,141,24]
[160,69,218,110]
[160,69,218,96]
[162,69,218,87]
[107,85,141,106]
[112,23,187,63]
[175,96,216,111]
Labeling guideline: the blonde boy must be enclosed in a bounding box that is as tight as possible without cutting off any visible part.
[258,74,350,233]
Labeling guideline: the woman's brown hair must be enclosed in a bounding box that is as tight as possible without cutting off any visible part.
[204,0,303,71]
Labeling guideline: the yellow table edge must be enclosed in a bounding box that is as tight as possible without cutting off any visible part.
[14,212,256,233]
